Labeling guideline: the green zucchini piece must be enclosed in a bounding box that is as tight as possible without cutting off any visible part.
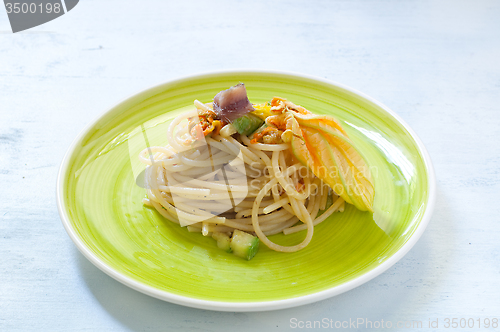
[230,230,260,260]
[212,232,232,253]
[232,113,264,136]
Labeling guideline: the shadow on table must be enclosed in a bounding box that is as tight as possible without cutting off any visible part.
[76,186,454,331]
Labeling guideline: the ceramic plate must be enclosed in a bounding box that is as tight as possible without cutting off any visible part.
[57,70,435,311]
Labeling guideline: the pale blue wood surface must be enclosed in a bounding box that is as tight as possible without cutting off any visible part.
[1,1,499,331]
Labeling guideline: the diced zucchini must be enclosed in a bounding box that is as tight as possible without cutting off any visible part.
[230,230,260,260]
[212,232,232,253]
[232,113,264,136]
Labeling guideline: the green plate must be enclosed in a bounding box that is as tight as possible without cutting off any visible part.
[57,71,435,311]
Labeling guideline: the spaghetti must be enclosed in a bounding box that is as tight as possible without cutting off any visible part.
[140,101,344,255]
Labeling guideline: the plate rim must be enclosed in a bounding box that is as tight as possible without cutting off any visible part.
[56,69,436,312]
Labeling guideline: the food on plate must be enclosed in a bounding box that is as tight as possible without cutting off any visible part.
[139,84,374,260]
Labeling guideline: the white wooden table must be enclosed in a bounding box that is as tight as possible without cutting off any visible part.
[1,1,499,331]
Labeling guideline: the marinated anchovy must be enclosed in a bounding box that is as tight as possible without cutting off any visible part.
[213,83,255,122]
